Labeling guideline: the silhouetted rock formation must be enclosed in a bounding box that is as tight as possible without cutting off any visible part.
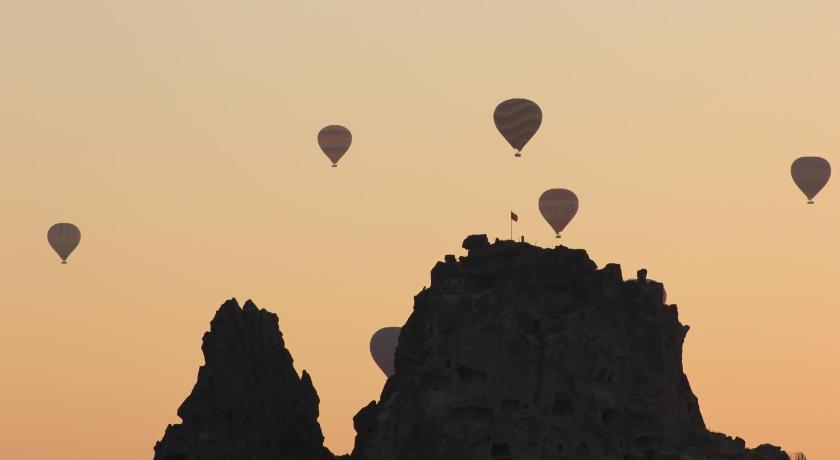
[350,235,788,460]
[154,299,334,460]
[155,237,788,460]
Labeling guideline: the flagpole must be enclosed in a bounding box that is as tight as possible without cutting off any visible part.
[510,216,513,241]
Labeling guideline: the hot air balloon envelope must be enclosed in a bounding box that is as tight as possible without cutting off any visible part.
[370,327,400,377]
[538,189,578,238]
[791,156,830,203]
[318,125,352,167]
[493,99,542,156]
[48,223,81,264]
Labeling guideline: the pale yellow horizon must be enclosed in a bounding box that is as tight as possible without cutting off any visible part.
[1,1,838,458]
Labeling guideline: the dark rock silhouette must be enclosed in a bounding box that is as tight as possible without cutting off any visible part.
[154,298,335,460]
[350,235,788,460]
[155,236,789,460]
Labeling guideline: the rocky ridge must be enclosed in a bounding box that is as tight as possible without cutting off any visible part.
[351,235,787,460]
[155,235,789,460]
[154,299,335,460]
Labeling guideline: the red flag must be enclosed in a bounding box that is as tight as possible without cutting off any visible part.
[511,211,518,222]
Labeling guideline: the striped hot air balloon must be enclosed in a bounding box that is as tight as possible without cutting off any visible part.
[538,189,578,238]
[791,156,830,204]
[317,125,352,167]
[493,98,542,157]
[47,223,81,264]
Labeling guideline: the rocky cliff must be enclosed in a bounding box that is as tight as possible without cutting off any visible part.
[154,299,335,460]
[155,235,789,460]
[350,235,788,460]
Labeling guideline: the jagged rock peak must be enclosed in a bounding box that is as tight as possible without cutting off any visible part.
[154,298,334,460]
[351,235,788,460]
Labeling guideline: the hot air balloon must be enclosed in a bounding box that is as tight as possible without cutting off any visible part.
[538,189,578,238]
[318,125,352,167]
[791,156,830,204]
[370,327,400,377]
[47,223,81,264]
[493,99,542,157]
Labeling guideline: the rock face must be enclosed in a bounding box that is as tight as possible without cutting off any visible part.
[350,235,788,460]
[154,236,789,460]
[154,298,334,460]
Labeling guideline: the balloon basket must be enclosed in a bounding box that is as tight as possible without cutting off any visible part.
[807,200,814,204]
[61,261,67,264]
[332,164,337,168]
[514,152,522,157]
[555,235,561,239]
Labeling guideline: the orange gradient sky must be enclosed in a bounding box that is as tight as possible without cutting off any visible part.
[1,1,838,458]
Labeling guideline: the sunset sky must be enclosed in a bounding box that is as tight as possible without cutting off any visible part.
[1,1,838,458]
